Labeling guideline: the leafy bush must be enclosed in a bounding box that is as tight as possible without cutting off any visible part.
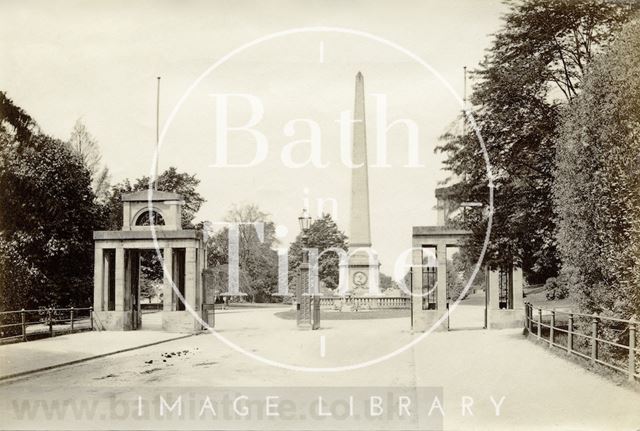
[544,277,569,301]
[553,19,640,317]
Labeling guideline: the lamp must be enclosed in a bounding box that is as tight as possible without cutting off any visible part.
[298,208,312,232]
[296,208,315,329]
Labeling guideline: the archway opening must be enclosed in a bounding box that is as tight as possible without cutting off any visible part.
[135,210,165,226]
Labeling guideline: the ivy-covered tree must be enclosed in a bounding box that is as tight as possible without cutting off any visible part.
[554,19,640,317]
[0,92,100,310]
[436,0,638,284]
[288,213,348,292]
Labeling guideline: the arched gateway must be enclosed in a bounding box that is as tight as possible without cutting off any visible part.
[92,190,208,332]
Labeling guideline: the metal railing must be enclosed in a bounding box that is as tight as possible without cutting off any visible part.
[0,307,93,344]
[525,303,639,382]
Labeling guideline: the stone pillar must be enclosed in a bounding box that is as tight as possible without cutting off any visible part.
[512,266,524,309]
[436,242,447,310]
[114,247,125,311]
[196,247,203,307]
[185,247,197,310]
[163,247,173,311]
[173,249,181,310]
[122,202,131,230]
[103,252,111,309]
[411,247,423,329]
[124,251,131,311]
[436,199,444,227]
[93,247,104,311]
[488,267,499,310]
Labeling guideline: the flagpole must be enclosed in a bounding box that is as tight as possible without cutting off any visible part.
[462,65,467,137]
[154,76,160,190]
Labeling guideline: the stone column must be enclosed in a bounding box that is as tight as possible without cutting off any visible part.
[103,252,111,309]
[173,250,181,310]
[411,247,423,328]
[93,247,104,311]
[185,247,197,310]
[512,266,524,309]
[122,202,131,230]
[436,198,445,226]
[114,247,125,311]
[163,247,173,311]
[196,247,203,306]
[436,242,447,310]
[488,267,500,310]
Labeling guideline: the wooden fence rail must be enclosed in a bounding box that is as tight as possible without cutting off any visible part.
[525,303,638,382]
[0,307,93,344]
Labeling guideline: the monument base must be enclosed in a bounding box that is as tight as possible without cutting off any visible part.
[342,247,381,294]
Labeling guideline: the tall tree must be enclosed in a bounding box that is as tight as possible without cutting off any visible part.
[288,213,348,292]
[67,119,111,202]
[554,18,640,317]
[205,204,279,302]
[379,273,398,292]
[436,0,637,283]
[0,92,100,310]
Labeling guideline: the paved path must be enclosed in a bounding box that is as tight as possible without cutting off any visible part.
[0,307,638,430]
[449,292,486,330]
[0,314,185,379]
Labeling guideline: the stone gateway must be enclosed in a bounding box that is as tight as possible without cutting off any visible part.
[92,190,208,332]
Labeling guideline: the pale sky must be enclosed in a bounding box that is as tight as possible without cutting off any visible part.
[0,0,506,277]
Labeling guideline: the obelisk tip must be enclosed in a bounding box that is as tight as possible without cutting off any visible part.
[356,71,363,79]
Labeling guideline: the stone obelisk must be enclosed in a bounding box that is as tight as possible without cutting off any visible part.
[345,72,380,295]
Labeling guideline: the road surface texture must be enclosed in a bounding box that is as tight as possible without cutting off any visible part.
[0,303,638,430]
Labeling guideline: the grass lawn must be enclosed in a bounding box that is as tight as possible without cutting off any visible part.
[523,285,577,310]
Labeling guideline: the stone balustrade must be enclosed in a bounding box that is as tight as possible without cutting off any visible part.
[318,296,410,310]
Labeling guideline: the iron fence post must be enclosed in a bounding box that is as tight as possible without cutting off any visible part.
[629,319,636,382]
[48,307,53,337]
[90,306,94,330]
[21,309,26,342]
[568,313,574,354]
[70,307,74,332]
[591,316,598,364]
[550,311,555,347]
